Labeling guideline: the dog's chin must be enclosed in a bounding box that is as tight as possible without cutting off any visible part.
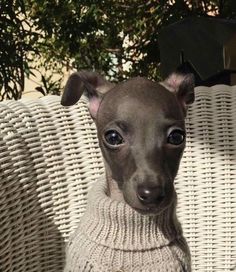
[129,198,172,216]
[133,207,160,216]
[132,205,168,216]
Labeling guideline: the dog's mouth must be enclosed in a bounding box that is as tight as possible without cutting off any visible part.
[133,206,158,215]
[131,197,173,215]
[133,206,165,215]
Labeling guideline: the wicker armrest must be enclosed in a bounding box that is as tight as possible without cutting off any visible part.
[176,85,236,271]
[0,96,104,272]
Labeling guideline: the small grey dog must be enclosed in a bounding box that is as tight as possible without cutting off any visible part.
[61,71,194,272]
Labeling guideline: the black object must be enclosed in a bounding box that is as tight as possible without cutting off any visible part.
[159,17,236,86]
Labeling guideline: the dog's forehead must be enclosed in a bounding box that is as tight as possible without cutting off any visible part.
[98,77,183,122]
[108,77,166,98]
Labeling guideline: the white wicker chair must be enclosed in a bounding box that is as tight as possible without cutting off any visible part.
[0,85,235,272]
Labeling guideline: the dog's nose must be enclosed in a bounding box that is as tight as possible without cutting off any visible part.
[137,184,165,205]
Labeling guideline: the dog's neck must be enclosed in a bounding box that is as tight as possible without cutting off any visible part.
[106,172,125,202]
[103,161,125,202]
[66,175,191,271]
[81,175,182,251]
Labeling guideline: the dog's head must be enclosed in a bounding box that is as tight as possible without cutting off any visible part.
[61,71,194,215]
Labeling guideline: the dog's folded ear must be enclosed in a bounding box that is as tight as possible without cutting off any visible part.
[161,72,195,115]
[61,70,114,118]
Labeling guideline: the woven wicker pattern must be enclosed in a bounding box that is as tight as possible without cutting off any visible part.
[0,85,235,272]
[176,85,236,271]
[0,96,104,272]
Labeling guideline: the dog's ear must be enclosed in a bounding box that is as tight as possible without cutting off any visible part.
[161,73,195,115]
[61,70,114,118]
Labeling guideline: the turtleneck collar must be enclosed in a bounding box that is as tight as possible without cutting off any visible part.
[79,175,183,251]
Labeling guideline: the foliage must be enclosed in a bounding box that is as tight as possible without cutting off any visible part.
[0,0,39,100]
[0,0,235,100]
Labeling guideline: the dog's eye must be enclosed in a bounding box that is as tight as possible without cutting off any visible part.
[104,130,124,146]
[167,129,185,145]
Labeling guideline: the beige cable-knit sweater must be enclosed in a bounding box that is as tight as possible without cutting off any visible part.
[64,176,191,272]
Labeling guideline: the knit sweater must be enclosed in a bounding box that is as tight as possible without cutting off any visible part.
[64,176,191,272]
